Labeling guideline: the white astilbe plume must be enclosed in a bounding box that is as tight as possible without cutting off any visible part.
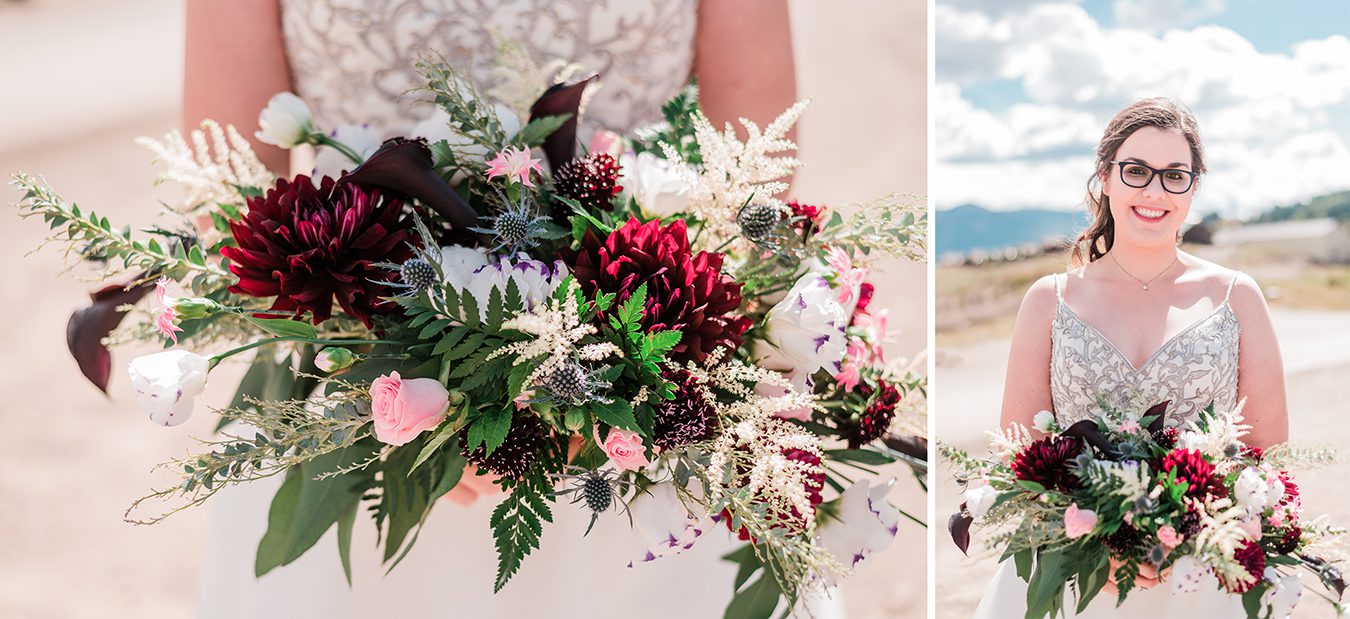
[488,280,621,388]
[1192,496,1258,589]
[1180,398,1251,462]
[136,120,273,213]
[665,101,807,247]
[690,350,824,530]
[987,423,1035,462]
[486,34,591,123]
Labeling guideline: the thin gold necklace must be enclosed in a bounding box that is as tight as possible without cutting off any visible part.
[1108,252,1179,291]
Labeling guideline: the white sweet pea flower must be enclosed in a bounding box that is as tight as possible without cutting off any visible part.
[312,124,382,180]
[817,479,900,587]
[964,481,998,521]
[412,104,521,164]
[1032,410,1056,433]
[463,255,569,318]
[1169,556,1207,594]
[1235,467,1271,514]
[1262,568,1302,619]
[127,350,210,426]
[620,151,690,219]
[437,245,493,290]
[756,274,849,385]
[255,92,314,148]
[627,481,709,566]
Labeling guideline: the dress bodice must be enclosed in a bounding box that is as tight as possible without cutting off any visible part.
[1049,272,1241,427]
[279,0,699,137]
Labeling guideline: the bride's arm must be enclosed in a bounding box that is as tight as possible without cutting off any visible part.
[999,275,1059,431]
[1229,273,1289,450]
[184,0,293,175]
[693,0,797,139]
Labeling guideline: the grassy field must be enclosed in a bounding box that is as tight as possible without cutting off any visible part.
[937,244,1350,347]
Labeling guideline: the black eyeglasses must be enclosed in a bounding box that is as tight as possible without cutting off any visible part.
[1109,161,1198,194]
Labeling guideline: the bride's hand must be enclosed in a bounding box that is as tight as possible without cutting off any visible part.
[1101,558,1169,596]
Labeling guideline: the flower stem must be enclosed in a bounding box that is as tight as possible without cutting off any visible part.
[312,134,364,165]
[209,336,404,369]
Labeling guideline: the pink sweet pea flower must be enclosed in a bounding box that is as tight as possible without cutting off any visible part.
[153,278,183,344]
[824,246,867,308]
[485,146,544,188]
[853,308,890,362]
[589,130,623,158]
[1119,417,1142,434]
[834,338,868,391]
[1063,503,1098,539]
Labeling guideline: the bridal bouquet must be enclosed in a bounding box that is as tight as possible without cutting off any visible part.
[943,400,1346,619]
[13,52,926,618]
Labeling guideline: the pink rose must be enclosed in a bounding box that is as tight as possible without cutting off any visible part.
[1063,503,1098,539]
[1157,525,1183,549]
[370,371,450,446]
[600,428,650,471]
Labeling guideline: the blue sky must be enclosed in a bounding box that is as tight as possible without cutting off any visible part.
[936,0,1350,217]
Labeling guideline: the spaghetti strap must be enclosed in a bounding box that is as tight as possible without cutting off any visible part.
[1224,271,1242,304]
[1054,273,1065,303]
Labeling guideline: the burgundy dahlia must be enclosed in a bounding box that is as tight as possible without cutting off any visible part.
[1012,435,1083,491]
[1277,471,1299,506]
[651,369,716,450]
[566,218,751,362]
[1158,449,1226,499]
[553,153,622,211]
[461,414,547,480]
[221,175,413,326]
[843,381,901,448]
[1219,539,1267,593]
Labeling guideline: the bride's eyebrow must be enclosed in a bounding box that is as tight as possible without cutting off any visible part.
[1121,156,1191,170]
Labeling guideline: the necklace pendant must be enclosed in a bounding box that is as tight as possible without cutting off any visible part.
[1142,284,1149,291]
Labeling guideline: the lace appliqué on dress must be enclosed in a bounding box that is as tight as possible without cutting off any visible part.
[280,0,698,138]
[1049,273,1241,428]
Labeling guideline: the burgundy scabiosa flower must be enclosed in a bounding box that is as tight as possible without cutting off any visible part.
[1269,525,1302,555]
[1219,539,1267,593]
[651,369,716,450]
[461,414,548,480]
[1012,435,1083,491]
[787,199,825,237]
[553,153,622,211]
[1158,449,1226,499]
[842,381,901,448]
[221,175,413,326]
[566,218,751,363]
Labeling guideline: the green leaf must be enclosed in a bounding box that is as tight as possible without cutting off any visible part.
[379,443,431,564]
[486,286,504,329]
[824,449,895,466]
[593,399,640,433]
[428,446,467,503]
[722,544,762,590]
[724,572,783,619]
[443,332,487,363]
[516,114,572,147]
[469,406,513,456]
[411,417,464,474]
[618,283,648,327]
[254,441,377,577]
[418,318,453,340]
[460,291,482,329]
[640,330,682,361]
[246,317,318,339]
[431,328,470,356]
[336,498,358,586]
[506,362,532,401]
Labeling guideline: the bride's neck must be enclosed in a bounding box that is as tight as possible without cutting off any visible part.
[1103,241,1180,281]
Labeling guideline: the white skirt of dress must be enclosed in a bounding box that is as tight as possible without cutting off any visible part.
[973,560,1247,619]
[196,472,846,618]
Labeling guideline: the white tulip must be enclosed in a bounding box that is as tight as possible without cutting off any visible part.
[816,479,900,587]
[620,151,691,219]
[627,481,709,566]
[255,92,314,148]
[127,350,210,426]
[312,124,382,180]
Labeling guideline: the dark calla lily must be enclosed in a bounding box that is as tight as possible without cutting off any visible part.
[529,74,598,173]
[1061,419,1119,457]
[949,508,973,555]
[1144,400,1171,435]
[342,137,479,229]
[67,275,156,393]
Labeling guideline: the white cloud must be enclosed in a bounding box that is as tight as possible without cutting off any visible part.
[936,1,1350,216]
[1114,0,1225,33]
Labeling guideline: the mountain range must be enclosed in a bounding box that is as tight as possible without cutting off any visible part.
[935,204,1087,258]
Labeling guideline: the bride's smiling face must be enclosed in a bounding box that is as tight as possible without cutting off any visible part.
[1102,126,1196,250]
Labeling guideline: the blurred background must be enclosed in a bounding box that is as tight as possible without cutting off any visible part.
[933,0,1350,616]
[0,0,928,617]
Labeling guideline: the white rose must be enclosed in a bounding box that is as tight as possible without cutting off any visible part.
[127,350,210,426]
[1235,467,1270,514]
[1169,556,1207,594]
[627,481,709,566]
[620,151,690,219]
[255,92,314,148]
[1032,410,1056,433]
[816,479,900,586]
[964,482,998,521]
[758,274,849,383]
[312,124,382,180]
[1262,569,1302,619]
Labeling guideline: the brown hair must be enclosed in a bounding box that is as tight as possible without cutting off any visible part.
[1070,97,1206,266]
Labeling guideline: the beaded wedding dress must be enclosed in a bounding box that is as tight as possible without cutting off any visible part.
[973,272,1247,618]
[195,2,833,617]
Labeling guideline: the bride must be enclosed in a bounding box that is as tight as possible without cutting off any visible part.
[973,97,1289,618]
[180,2,834,618]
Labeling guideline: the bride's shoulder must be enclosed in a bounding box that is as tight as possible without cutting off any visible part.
[1181,254,1266,313]
[1015,272,1063,322]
